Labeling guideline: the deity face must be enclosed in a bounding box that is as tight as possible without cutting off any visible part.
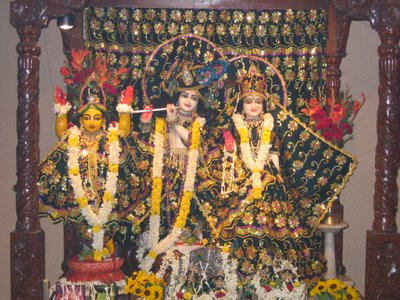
[178,90,200,114]
[242,95,264,119]
[80,107,104,132]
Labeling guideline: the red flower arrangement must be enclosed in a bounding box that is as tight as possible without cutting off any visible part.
[302,87,365,147]
[59,49,129,107]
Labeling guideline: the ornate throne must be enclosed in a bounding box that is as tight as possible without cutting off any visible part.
[9,0,400,299]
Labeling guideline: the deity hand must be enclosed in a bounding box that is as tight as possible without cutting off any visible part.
[54,86,68,108]
[118,86,135,137]
[166,103,178,122]
[54,86,70,139]
[141,105,153,123]
[223,130,236,152]
[120,86,135,105]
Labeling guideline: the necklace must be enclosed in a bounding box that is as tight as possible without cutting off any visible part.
[244,119,264,160]
[80,130,105,202]
[243,116,262,123]
[177,109,194,118]
[67,124,121,261]
[232,113,274,199]
[139,116,205,272]
[81,129,103,139]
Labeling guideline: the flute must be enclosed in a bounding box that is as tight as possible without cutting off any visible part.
[132,107,167,114]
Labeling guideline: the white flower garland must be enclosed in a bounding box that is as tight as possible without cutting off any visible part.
[156,250,190,300]
[67,124,121,255]
[232,113,274,198]
[139,117,205,271]
[251,274,307,300]
[156,248,238,300]
[220,252,239,300]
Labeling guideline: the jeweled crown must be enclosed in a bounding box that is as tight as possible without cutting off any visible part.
[237,64,268,101]
[78,74,107,114]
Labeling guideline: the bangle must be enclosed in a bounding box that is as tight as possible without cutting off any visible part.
[166,117,179,126]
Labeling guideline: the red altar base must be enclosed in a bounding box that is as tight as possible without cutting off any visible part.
[66,256,125,284]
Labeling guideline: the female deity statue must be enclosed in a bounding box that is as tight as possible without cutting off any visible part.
[38,77,148,265]
[196,57,356,298]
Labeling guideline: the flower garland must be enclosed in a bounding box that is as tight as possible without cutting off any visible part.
[251,274,306,300]
[156,250,190,299]
[220,251,239,299]
[139,117,205,271]
[232,113,273,199]
[67,124,121,261]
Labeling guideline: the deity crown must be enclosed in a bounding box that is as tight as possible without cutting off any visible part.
[77,75,107,115]
[237,64,268,101]
[161,60,204,99]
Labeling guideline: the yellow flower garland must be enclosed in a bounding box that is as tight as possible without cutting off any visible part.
[141,117,204,271]
[175,191,193,229]
[232,113,274,200]
[150,118,165,216]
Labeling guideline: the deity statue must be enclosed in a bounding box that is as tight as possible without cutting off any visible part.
[132,59,227,270]
[123,55,237,299]
[196,56,356,298]
[38,76,148,266]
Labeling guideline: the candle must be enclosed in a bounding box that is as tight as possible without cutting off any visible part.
[43,278,49,300]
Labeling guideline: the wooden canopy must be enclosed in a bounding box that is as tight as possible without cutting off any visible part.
[9,1,400,299]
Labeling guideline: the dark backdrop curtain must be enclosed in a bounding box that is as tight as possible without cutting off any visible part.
[84,8,327,115]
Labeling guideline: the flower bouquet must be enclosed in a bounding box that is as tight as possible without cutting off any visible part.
[301,87,365,147]
[309,278,360,300]
[59,48,129,110]
[125,270,165,300]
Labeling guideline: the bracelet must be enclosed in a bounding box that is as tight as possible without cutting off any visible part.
[166,117,179,126]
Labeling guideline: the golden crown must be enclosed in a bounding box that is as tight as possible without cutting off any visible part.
[237,64,268,101]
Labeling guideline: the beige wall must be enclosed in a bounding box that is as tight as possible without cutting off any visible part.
[1,3,398,298]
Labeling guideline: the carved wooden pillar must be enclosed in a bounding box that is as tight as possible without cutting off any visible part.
[326,2,352,99]
[9,10,45,297]
[365,2,400,298]
[9,1,87,298]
